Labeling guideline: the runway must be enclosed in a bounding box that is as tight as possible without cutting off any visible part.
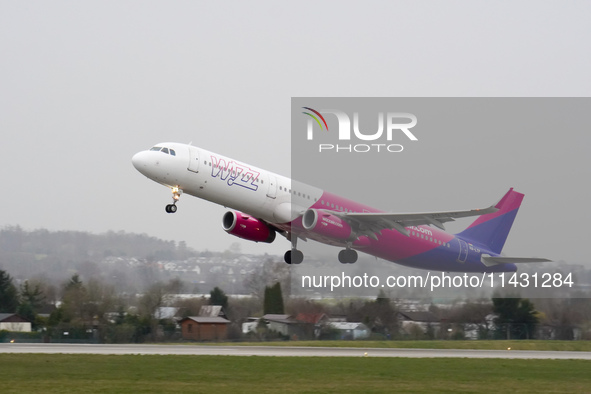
[2,343,591,359]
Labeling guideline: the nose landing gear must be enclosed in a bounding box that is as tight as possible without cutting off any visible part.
[165,187,182,214]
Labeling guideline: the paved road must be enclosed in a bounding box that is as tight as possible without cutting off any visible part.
[2,343,591,359]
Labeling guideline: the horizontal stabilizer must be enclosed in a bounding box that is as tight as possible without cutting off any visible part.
[481,255,552,267]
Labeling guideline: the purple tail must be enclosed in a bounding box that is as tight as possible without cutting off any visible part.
[457,188,524,254]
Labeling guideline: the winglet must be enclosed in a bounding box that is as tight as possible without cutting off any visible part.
[494,187,515,209]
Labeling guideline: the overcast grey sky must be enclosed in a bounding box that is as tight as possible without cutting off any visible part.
[1,1,590,263]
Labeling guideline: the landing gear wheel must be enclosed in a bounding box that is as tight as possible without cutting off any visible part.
[284,249,304,265]
[338,249,358,264]
[292,249,304,264]
[165,187,182,213]
[285,233,303,265]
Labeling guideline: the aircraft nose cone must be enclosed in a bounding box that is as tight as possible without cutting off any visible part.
[132,151,148,172]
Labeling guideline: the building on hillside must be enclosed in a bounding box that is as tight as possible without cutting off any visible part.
[198,305,226,318]
[262,314,299,337]
[328,322,371,340]
[0,314,32,332]
[397,311,440,337]
[295,313,329,339]
[242,317,260,334]
[179,316,230,341]
[179,304,230,341]
[154,307,179,320]
[295,313,329,325]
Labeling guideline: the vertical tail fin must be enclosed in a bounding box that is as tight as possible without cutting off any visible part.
[457,188,524,254]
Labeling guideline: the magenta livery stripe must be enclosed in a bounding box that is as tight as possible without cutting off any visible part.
[303,107,329,131]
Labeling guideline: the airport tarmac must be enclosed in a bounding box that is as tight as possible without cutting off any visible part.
[2,343,591,359]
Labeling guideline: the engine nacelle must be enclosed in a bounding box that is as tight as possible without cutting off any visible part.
[302,209,353,241]
[222,211,276,243]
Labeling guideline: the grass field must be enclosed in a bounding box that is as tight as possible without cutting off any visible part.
[195,340,591,351]
[0,354,590,393]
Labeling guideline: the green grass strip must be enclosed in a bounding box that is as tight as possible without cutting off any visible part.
[0,354,590,393]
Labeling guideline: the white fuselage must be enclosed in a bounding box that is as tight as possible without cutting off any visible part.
[132,142,322,231]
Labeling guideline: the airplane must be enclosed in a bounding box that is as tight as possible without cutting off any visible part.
[132,142,550,273]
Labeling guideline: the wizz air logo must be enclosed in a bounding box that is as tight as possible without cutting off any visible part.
[302,107,418,153]
[210,155,259,191]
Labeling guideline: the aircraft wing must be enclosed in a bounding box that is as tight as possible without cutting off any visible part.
[330,205,498,239]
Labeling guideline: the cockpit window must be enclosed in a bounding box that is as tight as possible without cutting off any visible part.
[150,146,176,156]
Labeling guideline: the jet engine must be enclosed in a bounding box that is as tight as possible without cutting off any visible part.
[222,211,276,243]
[302,209,354,241]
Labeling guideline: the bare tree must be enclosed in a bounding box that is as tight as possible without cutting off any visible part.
[243,258,291,299]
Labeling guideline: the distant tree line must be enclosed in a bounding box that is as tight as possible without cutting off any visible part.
[0,225,196,261]
[3,263,591,342]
